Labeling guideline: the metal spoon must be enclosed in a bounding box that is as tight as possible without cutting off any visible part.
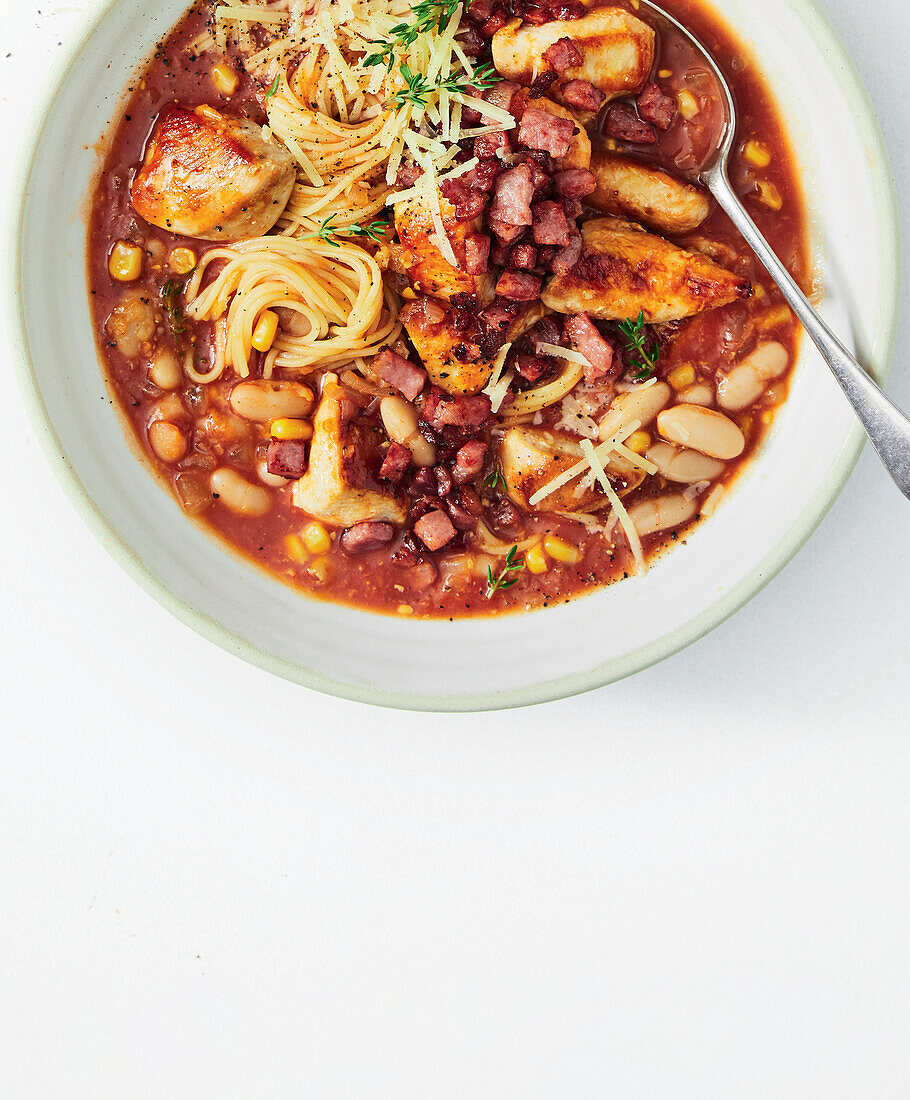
[637,0,910,498]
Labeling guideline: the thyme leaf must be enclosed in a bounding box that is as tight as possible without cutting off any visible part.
[264,74,281,98]
[617,310,659,381]
[483,465,507,493]
[161,277,188,339]
[485,545,524,598]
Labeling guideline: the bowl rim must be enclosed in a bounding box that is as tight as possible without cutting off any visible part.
[6,0,902,713]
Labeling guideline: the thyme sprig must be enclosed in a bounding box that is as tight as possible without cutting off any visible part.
[483,465,507,493]
[304,214,392,246]
[363,0,460,69]
[388,62,500,110]
[485,545,524,598]
[617,311,659,381]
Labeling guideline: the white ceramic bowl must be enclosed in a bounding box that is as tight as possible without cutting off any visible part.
[7,0,899,710]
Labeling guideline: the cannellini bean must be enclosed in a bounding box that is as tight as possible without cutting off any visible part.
[716,341,789,411]
[256,458,288,488]
[657,404,745,459]
[598,382,671,442]
[645,441,725,483]
[679,382,714,407]
[229,380,314,422]
[148,347,182,390]
[628,492,699,536]
[148,421,187,464]
[380,395,436,467]
[210,468,271,516]
[151,392,186,423]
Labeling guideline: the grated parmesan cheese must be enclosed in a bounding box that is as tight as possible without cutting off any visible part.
[580,439,646,575]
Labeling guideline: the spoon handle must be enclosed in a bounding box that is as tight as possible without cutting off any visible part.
[706,166,910,498]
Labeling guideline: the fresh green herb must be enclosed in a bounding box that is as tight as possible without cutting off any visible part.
[161,278,188,339]
[345,215,392,243]
[389,62,501,109]
[304,214,391,246]
[485,545,524,598]
[264,74,281,98]
[363,0,460,69]
[302,214,343,247]
[484,465,507,493]
[617,310,659,381]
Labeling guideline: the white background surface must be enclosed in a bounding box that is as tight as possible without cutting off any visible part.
[1,0,909,1095]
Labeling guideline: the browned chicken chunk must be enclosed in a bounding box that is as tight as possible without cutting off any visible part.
[492,6,654,114]
[292,376,406,527]
[394,190,495,306]
[131,105,295,241]
[587,151,711,234]
[542,216,751,323]
[499,426,643,511]
[401,298,547,396]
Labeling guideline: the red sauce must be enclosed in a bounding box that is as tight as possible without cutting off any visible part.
[87,0,809,618]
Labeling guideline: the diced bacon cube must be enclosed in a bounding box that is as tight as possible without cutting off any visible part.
[266,439,307,479]
[474,131,511,160]
[542,36,583,72]
[559,80,607,113]
[509,243,538,269]
[372,347,427,402]
[340,521,395,554]
[487,163,535,226]
[463,233,491,275]
[451,439,488,483]
[495,269,542,301]
[636,82,678,130]
[531,200,571,246]
[517,107,576,159]
[563,313,617,383]
[379,441,412,483]
[604,101,657,144]
[414,509,457,551]
[554,168,596,198]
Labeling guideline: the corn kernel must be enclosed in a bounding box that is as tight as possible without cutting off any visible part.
[625,430,651,454]
[194,104,222,124]
[754,180,783,211]
[397,604,414,615]
[284,534,308,564]
[251,310,279,352]
[269,417,312,441]
[168,246,197,275]
[668,364,696,390]
[542,534,581,565]
[525,543,549,574]
[743,139,772,168]
[307,559,330,585]
[401,287,416,299]
[302,521,331,555]
[212,62,239,96]
[108,240,142,282]
[762,304,792,329]
[677,90,699,120]
[761,410,774,425]
[657,68,673,79]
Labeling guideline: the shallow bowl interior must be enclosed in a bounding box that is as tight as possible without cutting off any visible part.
[8,0,899,710]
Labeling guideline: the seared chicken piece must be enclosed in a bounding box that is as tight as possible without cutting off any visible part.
[131,105,295,241]
[542,217,751,323]
[394,191,495,305]
[402,299,547,396]
[500,426,643,511]
[292,376,406,527]
[512,92,592,170]
[587,151,711,233]
[493,7,654,112]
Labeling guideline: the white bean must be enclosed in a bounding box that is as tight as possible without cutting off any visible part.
[229,380,314,422]
[657,404,745,459]
[645,441,725,483]
[148,421,187,464]
[256,458,288,488]
[380,395,436,467]
[716,341,789,411]
[150,392,186,423]
[679,382,714,407]
[628,492,699,536]
[598,382,671,442]
[210,468,271,516]
[148,347,182,390]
